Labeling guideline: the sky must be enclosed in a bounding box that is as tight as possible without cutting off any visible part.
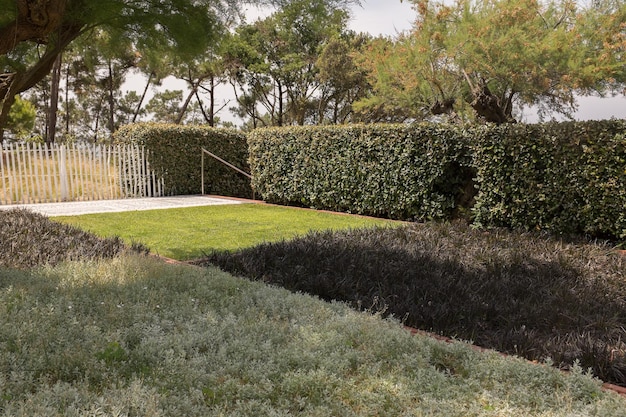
[123,0,626,124]
[241,0,416,35]
[346,0,416,36]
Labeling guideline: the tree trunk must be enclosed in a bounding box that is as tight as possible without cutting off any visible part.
[0,0,69,55]
[0,74,18,142]
[462,71,515,124]
[93,97,103,143]
[64,58,71,135]
[277,81,284,127]
[207,76,215,127]
[47,52,63,144]
[133,72,153,123]
[470,84,515,124]
[106,60,116,134]
[196,89,211,126]
[176,85,197,124]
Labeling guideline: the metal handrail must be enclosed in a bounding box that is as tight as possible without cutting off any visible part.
[201,148,254,199]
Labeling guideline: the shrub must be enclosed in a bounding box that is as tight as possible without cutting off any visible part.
[248,124,475,221]
[470,120,626,239]
[114,123,252,198]
[200,222,626,386]
[249,120,626,241]
[0,209,147,269]
[3,255,623,415]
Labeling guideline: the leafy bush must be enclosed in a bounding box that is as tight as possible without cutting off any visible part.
[0,209,147,269]
[471,120,626,239]
[249,120,626,241]
[3,255,623,415]
[248,124,475,221]
[199,222,626,386]
[114,123,252,198]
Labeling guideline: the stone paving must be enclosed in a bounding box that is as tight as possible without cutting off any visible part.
[0,195,245,216]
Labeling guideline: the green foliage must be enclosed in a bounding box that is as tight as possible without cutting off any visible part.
[471,120,626,239]
[0,0,241,139]
[95,342,129,365]
[223,0,352,127]
[5,95,35,140]
[0,208,147,270]
[250,120,626,241]
[353,34,463,123]
[201,221,626,386]
[248,124,474,221]
[358,0,626,123]
[1,255,624,415]
[114,123,251,197]
[57,29,141,140]
[145,90,184,123]
[316,33,373,124]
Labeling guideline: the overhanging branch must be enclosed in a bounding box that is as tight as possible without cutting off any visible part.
[0,0,69,55]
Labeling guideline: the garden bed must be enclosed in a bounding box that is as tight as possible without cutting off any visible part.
[197,221,626,387]
[4,208,626,414]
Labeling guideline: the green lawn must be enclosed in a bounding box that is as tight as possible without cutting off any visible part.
[53,203,397,260]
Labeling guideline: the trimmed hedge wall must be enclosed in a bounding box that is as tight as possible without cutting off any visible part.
[248,124,474,221]
[248,121,626,241]
[471,120,626,239]
[114,123,252,198]
[113,121,625,240]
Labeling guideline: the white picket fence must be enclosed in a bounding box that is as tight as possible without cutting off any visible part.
[0,143,165,205]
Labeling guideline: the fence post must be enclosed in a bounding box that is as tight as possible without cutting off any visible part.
[59,145,69,201]
[0,145,6,204]
[201,150,205,195]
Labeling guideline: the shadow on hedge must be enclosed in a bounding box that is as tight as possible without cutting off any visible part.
[197,222,626,386]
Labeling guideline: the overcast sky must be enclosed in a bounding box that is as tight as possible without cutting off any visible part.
[241,1,416,35]
[347,0,416,36]
[124,0,625,123]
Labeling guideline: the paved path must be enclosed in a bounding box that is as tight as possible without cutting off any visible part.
[0,195,246,216]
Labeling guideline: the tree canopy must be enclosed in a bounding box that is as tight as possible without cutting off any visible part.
[0,0,362,139]
[0,0,240,139]
[2,0,622,138]
[223,0,355,127]
[356,0,626,123]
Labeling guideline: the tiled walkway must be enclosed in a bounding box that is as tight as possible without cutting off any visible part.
[0,195,245,216]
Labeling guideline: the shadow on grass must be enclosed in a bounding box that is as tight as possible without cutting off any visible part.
[197,222,626,386]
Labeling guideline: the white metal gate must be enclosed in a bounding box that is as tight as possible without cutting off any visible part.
[0,143,165,205]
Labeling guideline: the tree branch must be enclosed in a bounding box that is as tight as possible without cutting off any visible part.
[0,0,69,55]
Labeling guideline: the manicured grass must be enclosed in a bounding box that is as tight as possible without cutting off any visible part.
[53,203,396,260]
[1,255,625,416]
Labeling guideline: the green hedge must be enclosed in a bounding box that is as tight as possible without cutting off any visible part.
[471,120,626,239]
[114,123,252,198]
[248,124,474,221]
[249,121,626,241]
[114,121,625,240]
